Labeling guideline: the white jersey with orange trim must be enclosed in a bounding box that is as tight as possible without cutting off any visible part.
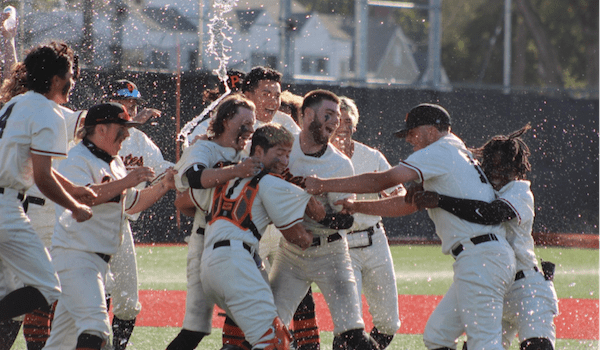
[53,141,139,255]
[0,91,67,192]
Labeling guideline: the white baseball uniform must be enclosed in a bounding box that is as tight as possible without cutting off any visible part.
[345,141,401,336]
[106,127,174,321]
[0,91,65,307]
[498,180,558,349]
[173,140,243,334]
[200,173,311,346]
[45,140,140,348]
[402,134,515,350]
[269,138,365,336]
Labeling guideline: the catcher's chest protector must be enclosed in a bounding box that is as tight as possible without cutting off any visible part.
[208,171,268,240]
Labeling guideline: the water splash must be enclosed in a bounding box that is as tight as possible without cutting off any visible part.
[177,0,237,147]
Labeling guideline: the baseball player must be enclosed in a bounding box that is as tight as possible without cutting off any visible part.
[199,124,314,350]
[105,79,174,350]
[305,103,516,350]
[268,90,380,350]
[44,102,176,350]
[411,124,558,350]
[166,95,263,350]
[330,97,401,350]
[0,42,94,337]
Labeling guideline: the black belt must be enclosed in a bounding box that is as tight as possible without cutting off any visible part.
[214,240,252,254]
[195,227,205,235]
[347,222,381,236]
[0,187,25,201]
[311,232,342,247]
[96,253,111,263]
[452,233,498,258]
[26,196,46,206]
[515,266,540,281]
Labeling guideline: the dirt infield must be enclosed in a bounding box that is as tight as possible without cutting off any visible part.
[132,290,598,340]
[388,232,599,249]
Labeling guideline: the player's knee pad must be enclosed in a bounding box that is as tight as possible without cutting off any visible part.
[369,327,394,349]
[520,337,554,350]
[76,333,103,350]
[339,328,379,350]
[254,317,292,350]
[166,329,208,350]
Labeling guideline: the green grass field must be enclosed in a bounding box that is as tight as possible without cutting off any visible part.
[10,244,599,350]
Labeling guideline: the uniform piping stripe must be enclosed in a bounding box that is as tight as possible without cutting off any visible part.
[400,161,424,182]
[276,217,303,230]
[73,111,85,138]
[30,148,67,157]
[125,190,140,211]
[499,198,521,224]
[190,189,202,208]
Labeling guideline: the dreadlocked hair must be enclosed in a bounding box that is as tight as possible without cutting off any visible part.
[475,124,532,179]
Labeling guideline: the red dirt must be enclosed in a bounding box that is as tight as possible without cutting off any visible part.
[132,290,598,340]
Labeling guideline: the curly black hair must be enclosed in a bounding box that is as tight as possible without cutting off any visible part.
[475,124,532,180]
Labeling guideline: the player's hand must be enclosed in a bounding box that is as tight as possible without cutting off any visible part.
[304,176,324,195]
[404,182,424,204]
[380,185,404,198]
[413,191,440,210]
[160,168,178,190]
[71,204,93,222]
[0,12,17,40]
[305,197,326,222]
[134,108,161,124]
[125,166,155,187]
[235,157,263,178]
[334,197,356,215]
[295,230,314,250]
[71,185,97,206]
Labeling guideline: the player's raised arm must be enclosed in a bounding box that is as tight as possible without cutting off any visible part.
[305,164,419,195]
[336,195,418,218]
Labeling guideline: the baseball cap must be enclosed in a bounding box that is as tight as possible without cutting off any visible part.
[84,102,141,127]
[394,103,451,138]
[106,79,145,103]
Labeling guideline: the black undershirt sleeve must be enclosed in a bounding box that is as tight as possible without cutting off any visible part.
[437,195,517,225]
[185,164,207,189]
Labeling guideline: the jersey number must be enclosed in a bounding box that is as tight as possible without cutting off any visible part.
[0,103,16,139]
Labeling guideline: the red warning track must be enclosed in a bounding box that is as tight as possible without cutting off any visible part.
[133,290,598,340]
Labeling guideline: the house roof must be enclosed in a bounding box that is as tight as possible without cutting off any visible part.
[235,9,264,32]
[142,6,197,32]
[367,21,397,72]
[316,13,352,41]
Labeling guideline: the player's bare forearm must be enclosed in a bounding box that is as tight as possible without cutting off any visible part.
[199,158,263,188]
[305,196,326,222]
[306,166,417,195]
[280,223,313,250]
[88,166,155,206]
[127,168,176,214]
[338,195,418,217]
[53,169,97,206]
[174,190,196,217]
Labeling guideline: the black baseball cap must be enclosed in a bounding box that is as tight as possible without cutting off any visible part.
[84,102,141,127]
[394,103,451,138]
[106,79,146,103]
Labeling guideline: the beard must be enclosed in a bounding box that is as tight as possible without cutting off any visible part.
[308,118,329,146]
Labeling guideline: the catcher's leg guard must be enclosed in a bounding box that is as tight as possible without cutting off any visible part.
[23,301,56,350]
[291,289,319,350]
[339,329,379,350]
[253,317,292,350]
[0,318,22,350]
[369,327,394,350]
[520,338,553,350]
[166,329,208,350]
[332,334,345,350]
[223,316,252,350]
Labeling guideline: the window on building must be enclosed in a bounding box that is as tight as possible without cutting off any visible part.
[251,52,278,69]
[122,49,145,68]
[149,50,170,69]
[300,56,329,75]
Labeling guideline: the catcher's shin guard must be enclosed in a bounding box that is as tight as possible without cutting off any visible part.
[223,316,252,350]
[0,318,22,350]
[520,337,554,350]
[339,329,380,350]
[112,316,136,350]
[253,317,292,350]
[23,301,56,350]
[291,289,319,350]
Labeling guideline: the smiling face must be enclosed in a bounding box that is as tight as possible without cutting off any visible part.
[483,152,518,191]
[306,100,341,146]
[258,143,293,175]
[244,80,281,123]
[405,125,441,152]
[223,107,256,151]
[332,109,356,152]
[94,123,131,156]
